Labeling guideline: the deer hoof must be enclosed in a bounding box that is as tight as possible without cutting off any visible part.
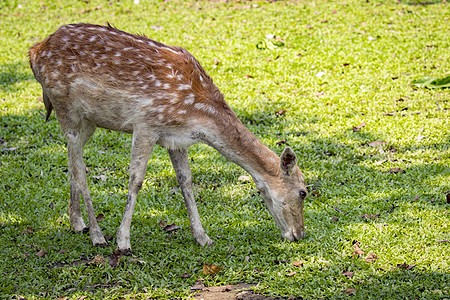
[116,248,133,256]
[94,242,108,248]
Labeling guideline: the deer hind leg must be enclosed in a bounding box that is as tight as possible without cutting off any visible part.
[68,120,97,233]
[116,130,156,254]
[62,116,106,247]
[168,149,213,247]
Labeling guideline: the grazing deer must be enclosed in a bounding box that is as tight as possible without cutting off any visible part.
[29,23,307,254]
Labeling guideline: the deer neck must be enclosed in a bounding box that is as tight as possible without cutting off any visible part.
[200,113,281,191]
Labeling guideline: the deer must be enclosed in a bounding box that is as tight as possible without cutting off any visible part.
[29,23,308,254]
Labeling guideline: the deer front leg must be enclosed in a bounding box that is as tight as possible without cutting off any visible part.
[168,149,213,247]
[66,129,106,246]
[116,132,155,254]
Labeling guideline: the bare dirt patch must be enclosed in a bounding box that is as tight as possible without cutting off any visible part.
[193,283,293,300]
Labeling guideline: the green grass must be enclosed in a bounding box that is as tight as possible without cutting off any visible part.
[1,0,449,299]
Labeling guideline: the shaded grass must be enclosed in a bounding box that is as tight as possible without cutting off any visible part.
[0,0,449,299]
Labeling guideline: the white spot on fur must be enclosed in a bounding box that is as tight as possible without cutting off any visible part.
[155,80,162,87]
[178,110,187,114]
[177,84,191,90]
[163,83,170,89]
[89,36,96,42]
[184,93,195,105]
[115,52,121,57]
[194,103,217,115]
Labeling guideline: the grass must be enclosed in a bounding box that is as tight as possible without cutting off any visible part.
[0,0,449,299]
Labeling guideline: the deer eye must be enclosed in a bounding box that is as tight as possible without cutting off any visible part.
[299,189,307,198]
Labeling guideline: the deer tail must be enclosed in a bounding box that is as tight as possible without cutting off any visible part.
[43,92,53,122]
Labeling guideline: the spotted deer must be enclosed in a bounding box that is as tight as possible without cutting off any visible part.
[29,23,307,254]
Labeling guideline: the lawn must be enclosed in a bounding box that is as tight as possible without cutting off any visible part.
[0,0,449,299]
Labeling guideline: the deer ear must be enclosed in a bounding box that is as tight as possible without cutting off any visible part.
[280,147,298,176]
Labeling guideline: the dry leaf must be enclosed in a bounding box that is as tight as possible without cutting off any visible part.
[158,219,168,228]
[276,139,287,145]
[96,213,104,222]
[364,253,378,263]
[352,243,365,258]
[275,109,286,116]
[244,75,254,79]
[342,271,354,278]
[238,175,251,182]
[292,261,304,267]
[374,159,387,165]
[93,175,107,181]
[360,213,380,220]
[285,271,297,277]
[330,216,339,223]
[412,195,419,202]
[163,223,180,232]
[88,254,106,266]
[191,280,205,291]
[344,288,357,295]
[315,91,325,97]
[388,167,405,173]
[35,248,47,257]
[181,273,191,278]
[203,263,223,275]
[353,122,366,132]
[368,140,387,147]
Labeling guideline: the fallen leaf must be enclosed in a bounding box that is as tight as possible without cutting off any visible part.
[374,159,388,165]
[394,263,415,270]
[245,256,250,262]
[344,288,357,295]
[315,91,325,97]
[275,109,286,116]
[285,271,297,277]
[181,273,191,278]
[388,167,405,173]
[191,280,205,291]
[415,135,427,141]
[158,219,168,228]
[93,175,107,181]
[163,223,180,232]
[2,147,19,151]
[276,139,287,145]
[352,243,365,258]
[185,35,195,40]
[203,263,223,275]
[88,254,106,266]
[22,226,34,235]
[238,175,251,182]
[412,195,419,202]
[330,216,339,223]
[311,190,321,197]
[292,260,304,267]
[368,140,387,147]
[360,213,380,220]
[96,213,104,222]
[35,248,47,257]
[342,271,354,278]
[150,25,163,30]
[244,74,254,79]
[364,253,378,263]
[353,122,367,132]
[383,112,396,116]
